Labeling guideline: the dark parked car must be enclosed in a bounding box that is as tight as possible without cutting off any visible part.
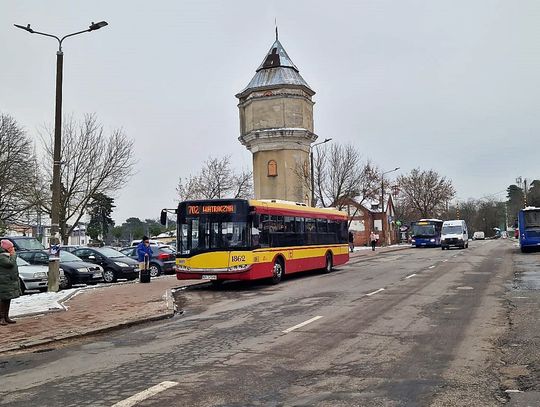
[72,247,139,283]
[16,250,104,289]
[120,245,176,277]
[60,245,81,253]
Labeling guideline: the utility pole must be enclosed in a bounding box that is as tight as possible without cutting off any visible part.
[15,21,108,291]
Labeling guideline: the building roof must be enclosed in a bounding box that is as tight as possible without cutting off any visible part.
[236,39,314,98]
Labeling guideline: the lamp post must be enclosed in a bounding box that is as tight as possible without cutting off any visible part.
[15,21,108,291]
[380,167,400,245]
[310,138,332,207]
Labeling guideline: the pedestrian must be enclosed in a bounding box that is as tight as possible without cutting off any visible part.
[0,239,22,326]
[137,236,153,274]
[370,231,377,251]
[348,231,355,253]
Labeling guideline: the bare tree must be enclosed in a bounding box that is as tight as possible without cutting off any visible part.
[177,156,252,201]
[397,168,455,218]
[0,113,40,231]
[295,143,381,210]
[39,114,136,243]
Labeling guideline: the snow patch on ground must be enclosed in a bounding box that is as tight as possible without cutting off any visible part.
[10,289,80,317]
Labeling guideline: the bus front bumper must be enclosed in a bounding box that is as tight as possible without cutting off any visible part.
[177,264,264,281]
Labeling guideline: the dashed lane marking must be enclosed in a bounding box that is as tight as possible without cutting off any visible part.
[366,288,385,296]
[112,381,178,407]
[405,273,417,279]
[428,265,435,269]
[282,316,324,333]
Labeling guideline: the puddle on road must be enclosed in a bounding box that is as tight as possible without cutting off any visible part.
[515,271,540,290]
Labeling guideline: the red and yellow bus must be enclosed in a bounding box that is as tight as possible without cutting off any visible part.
[162,199,349,284]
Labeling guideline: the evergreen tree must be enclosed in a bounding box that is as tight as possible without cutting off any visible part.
[87,193,115,241]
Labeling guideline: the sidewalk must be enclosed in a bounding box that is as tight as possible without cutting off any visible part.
[0,276,203,354]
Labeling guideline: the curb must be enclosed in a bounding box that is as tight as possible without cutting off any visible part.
[0,311,175,355]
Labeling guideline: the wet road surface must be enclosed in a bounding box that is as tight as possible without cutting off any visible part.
[0,240,524,406]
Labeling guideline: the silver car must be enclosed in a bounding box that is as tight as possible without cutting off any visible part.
[17,257,66,293]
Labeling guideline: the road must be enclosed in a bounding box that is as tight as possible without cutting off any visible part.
[0,239,530,406]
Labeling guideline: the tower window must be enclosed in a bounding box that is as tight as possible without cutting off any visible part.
[267,160,278,177]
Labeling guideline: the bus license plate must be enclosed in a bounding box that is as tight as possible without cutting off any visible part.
[202,274,217,280]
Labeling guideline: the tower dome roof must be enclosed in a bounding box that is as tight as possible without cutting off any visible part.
[236,38,314,98]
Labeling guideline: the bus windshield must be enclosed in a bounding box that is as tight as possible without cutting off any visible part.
[524,210,540,229]
[412,224,436,237]
[180,218,248,254]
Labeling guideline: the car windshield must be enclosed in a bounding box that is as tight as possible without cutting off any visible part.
[95,247,125,258]
[59,251,84,262]
[16,257,30,266]
[13,238,45,250]
[442,226,463,234]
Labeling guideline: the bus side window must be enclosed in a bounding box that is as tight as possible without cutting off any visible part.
[306,218,316,245]
[259,214,271,247]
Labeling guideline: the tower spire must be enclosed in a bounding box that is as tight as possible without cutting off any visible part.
[275,18,278,41]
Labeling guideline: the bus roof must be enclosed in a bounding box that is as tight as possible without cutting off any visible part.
[419,218,443,222]
[523,206,540,211]
[249,199,347,220]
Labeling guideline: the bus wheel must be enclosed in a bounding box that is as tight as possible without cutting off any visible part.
[271,259,284,284]
[324,253,333,273]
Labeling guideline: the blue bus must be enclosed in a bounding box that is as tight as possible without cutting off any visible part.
[410,219,443,247]
[518,207,540,252]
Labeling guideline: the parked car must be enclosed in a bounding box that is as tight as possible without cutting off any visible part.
[16,257,66,294]
[16,250,104,289]
[71,247,139,283]
[120,245,176,277]
[0,236,45,252]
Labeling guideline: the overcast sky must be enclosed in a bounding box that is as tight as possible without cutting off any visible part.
[2,1,539,223]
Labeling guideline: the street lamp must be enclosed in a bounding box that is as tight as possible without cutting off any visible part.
[15,21,108,291]
[310,138,332,207]
[380,167,400,245]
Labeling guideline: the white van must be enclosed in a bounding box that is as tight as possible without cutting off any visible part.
[441,220,468,250]
[472,231,485,240]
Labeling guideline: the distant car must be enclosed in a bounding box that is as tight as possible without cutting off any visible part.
[17,250,104,289]
[0,236,45,252]
[71,247,139,283]
[120,245,176,277]
[473,231,485,240]
[16,257,66,294]
[130,239,162,247]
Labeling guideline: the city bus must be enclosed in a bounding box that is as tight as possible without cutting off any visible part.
[161,199,350,284]
[518,207,540,252]
[410,219,444,247]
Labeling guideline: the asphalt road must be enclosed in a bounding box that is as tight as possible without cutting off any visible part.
[0,240,520,406]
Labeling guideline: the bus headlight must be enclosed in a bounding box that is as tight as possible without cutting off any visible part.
[227,264,251,272]
[430,239,435,242]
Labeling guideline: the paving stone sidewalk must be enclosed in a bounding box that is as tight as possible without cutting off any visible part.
[0,276,203,354]
[349,244,411,262]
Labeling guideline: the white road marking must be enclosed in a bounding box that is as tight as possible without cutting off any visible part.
[405,274,417,279]
[112,381,178,407]
[282,316,323,333]
[442,259,448,262]
[428,265,435,269]
[366,288,385,296]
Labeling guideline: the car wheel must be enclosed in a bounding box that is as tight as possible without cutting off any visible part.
[19,278,26,294]
[60,274,72,290]
[271,258,284,284]
[466,242,469,248]
[103,269,117,283]
[149,263,161,278]
[323,253,333,273]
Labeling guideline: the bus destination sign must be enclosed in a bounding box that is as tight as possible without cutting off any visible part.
[187,204,235,215]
